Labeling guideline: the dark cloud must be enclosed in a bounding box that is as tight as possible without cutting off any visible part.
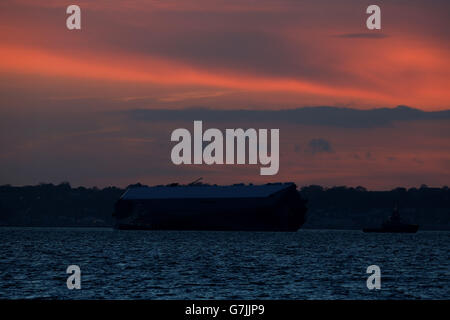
[110,29,308,78]
[306,138,333,154]
[125,105,450,128]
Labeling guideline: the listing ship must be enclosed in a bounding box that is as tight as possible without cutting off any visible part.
[113,183,307,231]
[363,204,419,233]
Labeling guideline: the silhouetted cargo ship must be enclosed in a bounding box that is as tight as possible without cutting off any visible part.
[113,183,307,231]
[363,205,419,233]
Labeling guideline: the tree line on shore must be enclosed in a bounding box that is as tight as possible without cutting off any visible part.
[0,182,448,229]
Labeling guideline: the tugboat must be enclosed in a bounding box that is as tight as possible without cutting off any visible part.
[363,204,419,233]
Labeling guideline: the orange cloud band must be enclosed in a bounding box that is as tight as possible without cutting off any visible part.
[0,45,397,106]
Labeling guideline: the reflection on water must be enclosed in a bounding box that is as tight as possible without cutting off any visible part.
[0,228,448,299]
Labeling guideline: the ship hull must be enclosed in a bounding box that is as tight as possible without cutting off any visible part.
[114,185,306,232]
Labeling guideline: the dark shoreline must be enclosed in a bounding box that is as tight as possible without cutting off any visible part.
[1,183,449,231]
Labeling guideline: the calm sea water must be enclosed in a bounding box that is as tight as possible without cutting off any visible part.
[0,228,448,299]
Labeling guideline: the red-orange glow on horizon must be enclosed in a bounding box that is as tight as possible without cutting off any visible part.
[1,44,449,110]
[0,45,391,102]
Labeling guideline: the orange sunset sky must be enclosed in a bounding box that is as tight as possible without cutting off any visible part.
[0,0,449,189]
